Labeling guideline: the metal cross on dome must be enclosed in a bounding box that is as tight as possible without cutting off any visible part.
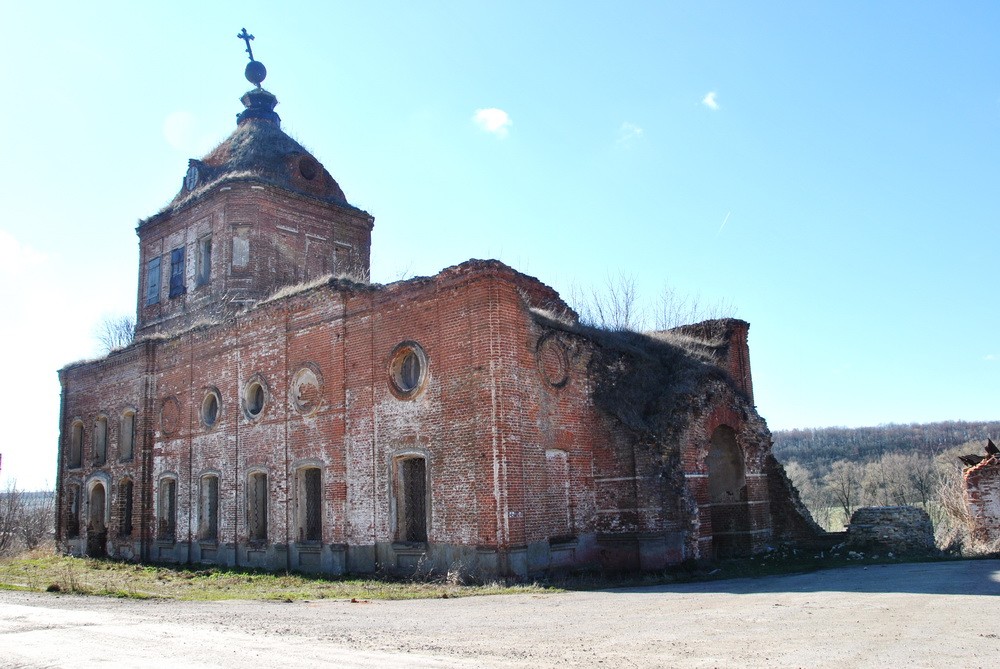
[237,27,256,61]
[237,28,267,87]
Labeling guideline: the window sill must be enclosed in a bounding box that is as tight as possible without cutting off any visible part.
[392,542,428,554]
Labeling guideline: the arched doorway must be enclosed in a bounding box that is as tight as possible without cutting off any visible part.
[86,482,107,558]
[706,425,751,558]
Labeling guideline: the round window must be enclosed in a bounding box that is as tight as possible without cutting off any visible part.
[245,380,265,417]
[202,391,220,428]
[298,156,318,180]
[389,343,427,398]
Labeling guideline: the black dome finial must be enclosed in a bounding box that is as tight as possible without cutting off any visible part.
[237,27,267,88]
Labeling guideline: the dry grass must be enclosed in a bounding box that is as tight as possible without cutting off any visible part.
[0,551,556,601]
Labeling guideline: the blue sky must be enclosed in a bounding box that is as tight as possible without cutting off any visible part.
[1,1,997,489]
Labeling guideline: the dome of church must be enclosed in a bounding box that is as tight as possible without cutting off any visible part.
[157,87,354,219]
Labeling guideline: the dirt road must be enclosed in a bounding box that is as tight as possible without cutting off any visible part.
[1,560,998,668]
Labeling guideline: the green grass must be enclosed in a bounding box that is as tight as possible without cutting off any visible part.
[3,545,981,602]
[0,551,557,601]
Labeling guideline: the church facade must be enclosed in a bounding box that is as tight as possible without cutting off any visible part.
[55,56,815,577]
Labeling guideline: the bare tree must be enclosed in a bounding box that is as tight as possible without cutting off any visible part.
[0,482,54,555]
[95,313,136,353]
[654,284,736,330]
[825,459,864,522]
[20,492,54,549]
[573,273,641,331]
[572,273,736,332]
[0,482,24,556]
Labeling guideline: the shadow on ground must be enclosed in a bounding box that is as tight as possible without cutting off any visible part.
[603,558,1000,597]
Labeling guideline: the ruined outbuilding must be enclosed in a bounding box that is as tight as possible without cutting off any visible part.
[961,440,1000,546]
[55,45,815,577]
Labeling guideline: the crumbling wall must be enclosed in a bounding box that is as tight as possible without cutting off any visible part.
[847,506,935,554]
[964,455,1000,545]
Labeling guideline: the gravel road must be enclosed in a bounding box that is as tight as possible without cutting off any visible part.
[1,560,998,668]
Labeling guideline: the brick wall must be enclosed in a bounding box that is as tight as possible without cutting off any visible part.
[136,183,372,337]
[59,259,802,575]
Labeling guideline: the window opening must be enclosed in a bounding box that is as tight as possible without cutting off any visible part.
[247,472,268,543]
[198,475,219,542]
[232,229,250,269]
[297,468,322,542]
[196,236,212,286]
[395,458,427,543]
[244,381,265,417]
[119,411,135,461]
[68,422,83,468]
[86,483,107,558]
[158,478,177,542]
[119,480,133,537]
[169,247,185,298]
[202,391,220,428]
[389,343,427,398]
[93,417,107,466]
[146,256,161,305]
[545,449,572,539]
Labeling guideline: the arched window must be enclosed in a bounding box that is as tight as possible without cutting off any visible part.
[247,472,268,543]
[87,481,108,558]
[119,411,135,462]
[393,456,428,543]
[296,467,322,542]
[93,416,108,466]
[706,425,750,558]
[198,474,219,542]
[68,422,84,469]
[158,477,177,542]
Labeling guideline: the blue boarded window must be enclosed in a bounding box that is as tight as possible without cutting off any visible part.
[169,248,185,298]
[146,257,161,305]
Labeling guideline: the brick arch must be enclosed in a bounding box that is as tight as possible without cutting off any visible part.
[706,424,751,558]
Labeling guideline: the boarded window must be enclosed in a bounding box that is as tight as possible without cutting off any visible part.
[119,412,135,461]
[66,484,81,538]
[297,468,322,542]
[119,480,133,537]
[232,229,250,269]
[395,458,427,543]
[146,256,161,305]
[158,478,177,542]
[198,475,219,542]
[169,247,185,298]
[247,472,268,543]
[196,236,212,286]
[68,422,83,468]
[93,417,107,466]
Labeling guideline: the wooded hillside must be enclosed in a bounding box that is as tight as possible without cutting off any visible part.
[773,420,1000,472]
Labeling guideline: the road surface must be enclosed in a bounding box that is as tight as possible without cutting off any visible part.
[1,560,998,668]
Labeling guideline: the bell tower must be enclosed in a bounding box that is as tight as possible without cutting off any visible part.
[135,30,373,337]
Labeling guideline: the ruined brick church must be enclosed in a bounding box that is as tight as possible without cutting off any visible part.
[56,41,814,576]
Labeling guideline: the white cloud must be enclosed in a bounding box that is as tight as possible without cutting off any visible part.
[473,108,512,137]
[702,91,720,111]
[0,229,46,277]
[616,122,644,146]
[163,111,218,154]
[985,354,998,362]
